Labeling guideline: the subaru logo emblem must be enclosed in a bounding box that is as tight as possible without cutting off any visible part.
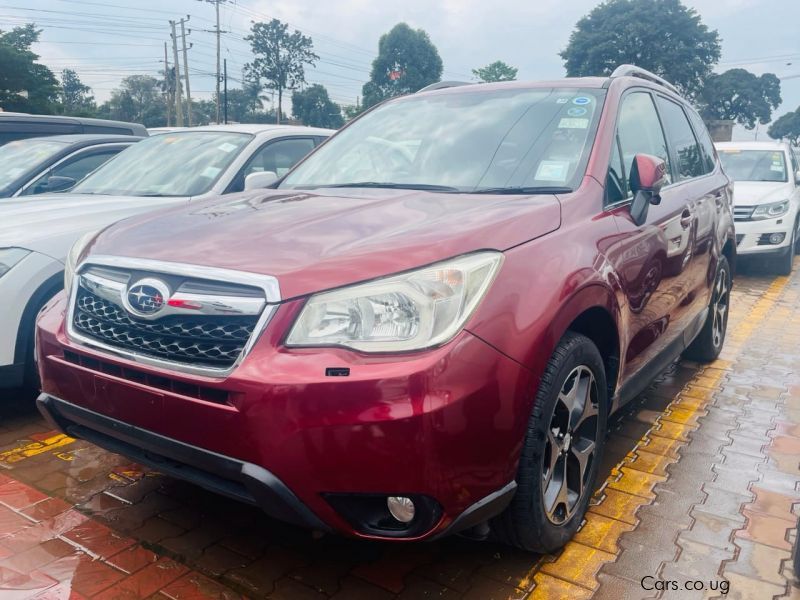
[123,278,170,318]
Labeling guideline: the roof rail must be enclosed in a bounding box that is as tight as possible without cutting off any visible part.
[416,81,471,93]
[609,65,680,95]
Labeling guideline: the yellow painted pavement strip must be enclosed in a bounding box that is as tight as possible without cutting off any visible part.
[526,273,793,599]
[0,433,76,466]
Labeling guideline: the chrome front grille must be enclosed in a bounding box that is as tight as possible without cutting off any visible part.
[733,205,755,221]
[67,258,280,375]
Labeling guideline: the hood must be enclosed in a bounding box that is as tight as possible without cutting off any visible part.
[732,181,793,206]
[91,188,562,299]
[0,194,189,261]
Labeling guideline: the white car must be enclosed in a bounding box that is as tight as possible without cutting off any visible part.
[716,141,800,274]
[0,124,332,390]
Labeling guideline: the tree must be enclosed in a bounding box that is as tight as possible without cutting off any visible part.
[361,23,443,108]
[97,75,164,126]
[59,69,95,116]
[245,19,318,124]
[768,108,800,146]
[292,84,343,128]
[0,24,59,113]
[697,69,781,129]
[472,61,518,83]
[560,0,721,97]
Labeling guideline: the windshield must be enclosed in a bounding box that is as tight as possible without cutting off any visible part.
[73,131,252,196]
[280,87,605,193]
[718,149,788,183]
[0,139,68,190]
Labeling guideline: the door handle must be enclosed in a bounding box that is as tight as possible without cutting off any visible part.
[680,209,693,229]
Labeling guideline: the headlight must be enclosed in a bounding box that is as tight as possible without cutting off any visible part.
[0,248,31,279]
[286,252,503,352]
[751,200,790,220]
[64,231,99,297]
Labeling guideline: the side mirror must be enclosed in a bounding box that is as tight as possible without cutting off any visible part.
[43,175,77,193]
[629,154,668,226]
[244,171,278,191]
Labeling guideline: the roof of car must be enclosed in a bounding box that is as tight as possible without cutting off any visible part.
[16,134,143,144]
[153,124,334,135]
[715,141,791,151]
[417,78,609,95]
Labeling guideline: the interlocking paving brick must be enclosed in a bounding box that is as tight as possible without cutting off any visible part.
[539,542,616,590]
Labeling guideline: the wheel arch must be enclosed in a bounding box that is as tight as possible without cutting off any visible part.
[545,284,622,405]
[14,270,64,368]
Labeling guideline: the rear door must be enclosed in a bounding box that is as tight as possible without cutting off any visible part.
[19,145,131,196]
[605,90,700,383]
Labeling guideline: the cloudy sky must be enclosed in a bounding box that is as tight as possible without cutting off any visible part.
[5,0,799,139]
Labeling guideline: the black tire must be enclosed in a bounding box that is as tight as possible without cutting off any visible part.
[684,256,731,362]
[21,291,58,393]
[491,332,608,552]
[774,226,795,276]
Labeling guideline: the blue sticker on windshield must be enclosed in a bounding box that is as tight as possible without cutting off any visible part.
[567,107,587,117]
[572,96,591,105]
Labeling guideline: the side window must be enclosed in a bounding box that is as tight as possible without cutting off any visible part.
[606,137,627,204]
[229,137,316,193]
[686,108,717,174]
[655,97,704,180]
[616,92,672,189]
[22,149,121,195]
[245,138,316,178]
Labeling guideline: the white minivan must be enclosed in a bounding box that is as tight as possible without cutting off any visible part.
[716,141,800,274]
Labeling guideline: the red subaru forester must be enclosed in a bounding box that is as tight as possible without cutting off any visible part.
[36,66,735,552]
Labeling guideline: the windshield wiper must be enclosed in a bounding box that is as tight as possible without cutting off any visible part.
[319,182,460,192]
[471,186,573,195]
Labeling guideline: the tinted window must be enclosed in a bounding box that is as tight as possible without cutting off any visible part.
[22,148,124,195]
[281,88,606,192]
[686,108,716,174]
[656,97,704,180]
[606,137,627,204]
[246,138,315,178]
[616,92,672,186]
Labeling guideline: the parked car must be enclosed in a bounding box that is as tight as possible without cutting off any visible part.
[0,134,141,198]
[0,113,147,145]
[35,67,735,551]
[0,124,332,390]
[716,141,800,274]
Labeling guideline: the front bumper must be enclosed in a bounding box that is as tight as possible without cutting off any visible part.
[735,216,796,255]
[37,293,531,540]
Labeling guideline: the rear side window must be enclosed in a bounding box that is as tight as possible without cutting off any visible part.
[616,92,672,186]
[685,108,716,174]
[655,97,705,180]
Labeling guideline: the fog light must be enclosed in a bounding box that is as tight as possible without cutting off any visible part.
[769,233,785,244]
[387,496,415,523]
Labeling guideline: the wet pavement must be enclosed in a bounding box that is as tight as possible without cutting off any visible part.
[0,260,797,599]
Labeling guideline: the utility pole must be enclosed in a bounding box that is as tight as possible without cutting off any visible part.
[223,58,228,124]
[197,0,227,124]
[179,16,192,126]
[163,42,171,127]
[169,20,184,126]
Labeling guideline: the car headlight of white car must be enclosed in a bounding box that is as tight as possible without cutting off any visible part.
[286,252,503,352]
[751,200,790,220]
[0,247,31,279]
[64,231,99,297]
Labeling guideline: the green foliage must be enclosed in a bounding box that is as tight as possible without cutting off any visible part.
[768,108,800,146]
[698,69,781,129]
[291,84,343,128]
[560,0,720,96]
[97,75,164,126]
[59,69,96,116]
[472,61,518,83]
[0,24,59,113]
[362,23,443,108]
[246,19,318,124]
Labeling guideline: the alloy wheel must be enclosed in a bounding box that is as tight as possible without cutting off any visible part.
[541,365,600,525]
[711,266,729,349]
